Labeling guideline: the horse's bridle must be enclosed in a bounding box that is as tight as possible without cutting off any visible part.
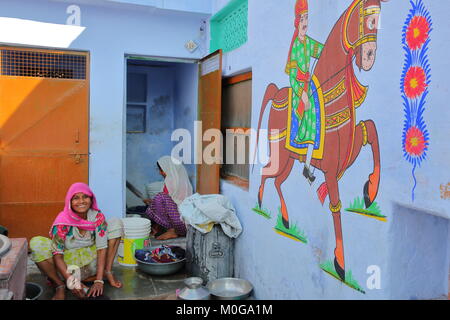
[307,1,380,102]
[342,0,380,54]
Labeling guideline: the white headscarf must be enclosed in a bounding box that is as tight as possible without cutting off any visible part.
[157,156,193,206]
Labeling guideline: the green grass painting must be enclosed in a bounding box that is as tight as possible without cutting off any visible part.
[320,260,366,294]
[252,203,272,219]
[273,212,307,244]
[345,197,387,222]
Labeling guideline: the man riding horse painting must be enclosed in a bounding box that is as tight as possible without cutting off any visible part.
[285,0,324,184]
[253,0,389,292]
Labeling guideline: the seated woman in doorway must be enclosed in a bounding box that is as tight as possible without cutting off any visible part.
[29,182,124,300]
[143,156,193,240]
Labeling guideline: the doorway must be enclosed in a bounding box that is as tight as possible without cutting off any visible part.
[124,56,198,212]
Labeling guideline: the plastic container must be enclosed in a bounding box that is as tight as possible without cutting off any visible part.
[118,218,151,267]
[186,224,234,283]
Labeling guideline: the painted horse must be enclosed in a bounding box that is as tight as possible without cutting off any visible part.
[254,0,388,281]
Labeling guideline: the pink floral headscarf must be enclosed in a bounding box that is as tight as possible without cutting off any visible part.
[50,182,105,239]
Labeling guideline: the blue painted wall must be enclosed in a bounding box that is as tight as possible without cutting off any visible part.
[0,0,209,217]
[174,62,199,191]
[126,64,175,207]
[215,0,450,299]
[126,61,198,206]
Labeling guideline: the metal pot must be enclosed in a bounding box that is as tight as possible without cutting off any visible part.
[207,278,253,300]
[178,277,210,300]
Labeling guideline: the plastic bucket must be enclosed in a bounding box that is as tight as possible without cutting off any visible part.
[118,218,151,267]
[122,217,151,228]
[125,231,150,238]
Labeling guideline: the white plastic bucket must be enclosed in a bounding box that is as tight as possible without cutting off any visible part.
[122,217,151,228]
[118,218,151,267]
[124,230,151,238]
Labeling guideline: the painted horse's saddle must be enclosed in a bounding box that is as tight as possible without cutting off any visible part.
[285,75,326,160]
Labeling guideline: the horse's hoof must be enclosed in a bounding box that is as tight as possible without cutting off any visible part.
[257,190,264,209]
[334,258,345,282]
[363,181,372,209]
[303,167,316,185]
[282,218,290,229]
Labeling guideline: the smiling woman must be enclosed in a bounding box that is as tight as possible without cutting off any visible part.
[71,192,92,218]
[29,183,124,300]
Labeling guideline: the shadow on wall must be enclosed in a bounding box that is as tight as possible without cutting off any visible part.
[388,202,449,300]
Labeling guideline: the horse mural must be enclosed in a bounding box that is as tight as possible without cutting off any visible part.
[254,0,388,284]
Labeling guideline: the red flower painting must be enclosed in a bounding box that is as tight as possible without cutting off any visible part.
[404,66,427,99]
[405,126,426,157]
[406,16,430,50]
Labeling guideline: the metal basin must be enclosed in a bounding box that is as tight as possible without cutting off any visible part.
[207,278,253,300]
[0,235,11,260]
[25,282,43,300]
[135,246,186,276]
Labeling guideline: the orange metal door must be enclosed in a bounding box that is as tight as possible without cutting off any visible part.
[0,47,89,240]
[196,50,222,195]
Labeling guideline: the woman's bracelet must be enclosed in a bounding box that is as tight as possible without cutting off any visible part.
[94,279,104,285]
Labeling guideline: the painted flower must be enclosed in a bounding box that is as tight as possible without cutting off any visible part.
[406,16,430,50]
[404,66,427,99]
[404,126,427,157]
[99,229,106,237]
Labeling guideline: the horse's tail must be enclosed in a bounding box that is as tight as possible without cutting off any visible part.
[251,83,280,173]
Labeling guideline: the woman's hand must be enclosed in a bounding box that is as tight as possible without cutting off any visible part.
[87,281,104,298]
[143,198,152,206]
[71,283,89,299]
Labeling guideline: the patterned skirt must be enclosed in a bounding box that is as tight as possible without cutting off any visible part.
[145,192,187,236]
[29,236,97,280]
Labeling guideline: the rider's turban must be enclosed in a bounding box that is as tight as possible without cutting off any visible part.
[296,0,308,16]
[294,0,308,28]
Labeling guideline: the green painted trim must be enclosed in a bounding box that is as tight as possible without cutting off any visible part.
[210,0,248,53]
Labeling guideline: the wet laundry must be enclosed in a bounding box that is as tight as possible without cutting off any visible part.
[135,245,185,263]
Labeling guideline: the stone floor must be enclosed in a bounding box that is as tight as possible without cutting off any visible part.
[26,237,186,300]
